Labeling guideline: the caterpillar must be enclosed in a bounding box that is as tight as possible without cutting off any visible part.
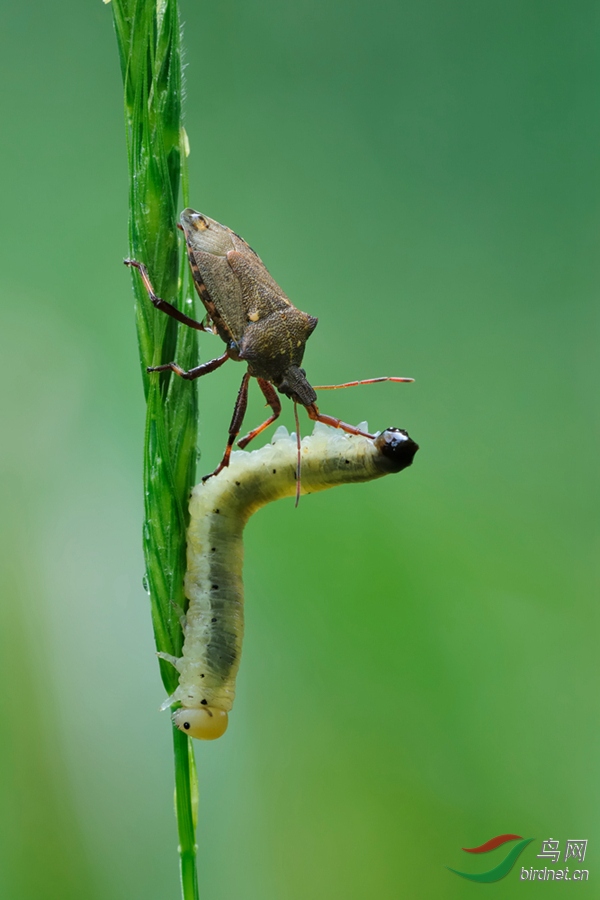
[159,421,418,739]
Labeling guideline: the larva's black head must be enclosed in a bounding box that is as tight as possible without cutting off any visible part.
[374,428,419,473]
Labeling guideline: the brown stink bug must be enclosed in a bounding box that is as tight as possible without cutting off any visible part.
[125,209,413,494]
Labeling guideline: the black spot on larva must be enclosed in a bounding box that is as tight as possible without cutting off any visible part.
[272,469,276,474]
[211,547,216,552]
[183,721,190,730]
[200,673,205,678]
[212,584,219,590]
[214,508,220,514]
[201,699,207,705]
[211,617,217,622]
[235,481,240,486]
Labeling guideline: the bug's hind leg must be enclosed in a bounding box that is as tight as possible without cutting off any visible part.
[202,373,251,481]
[148,351,229,380]
[237,379,282,449]
[305,403,376,439]
[125,259,208,331]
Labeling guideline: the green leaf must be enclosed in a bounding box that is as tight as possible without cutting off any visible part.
[111,2,200,897]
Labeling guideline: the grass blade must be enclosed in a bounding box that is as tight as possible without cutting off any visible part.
[111,1,200,897]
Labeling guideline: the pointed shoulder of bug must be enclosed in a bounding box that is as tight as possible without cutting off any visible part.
[228,252,317,351]
[220,243,318,393]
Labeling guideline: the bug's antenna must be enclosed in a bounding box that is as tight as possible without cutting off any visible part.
[313,376,414,390]
[294,402,301,507]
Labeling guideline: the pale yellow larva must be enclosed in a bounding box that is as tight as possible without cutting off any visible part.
[159,422,418,739]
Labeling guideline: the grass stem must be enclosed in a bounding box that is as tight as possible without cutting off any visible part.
[111,1,199,897]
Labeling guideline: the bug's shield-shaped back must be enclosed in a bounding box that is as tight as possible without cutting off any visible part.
[180,208,318,396]
[180,209,246,344]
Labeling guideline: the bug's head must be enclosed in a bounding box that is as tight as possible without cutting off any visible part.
[180,208,235,257]
[278,365,318,406]
[172,706,229,740]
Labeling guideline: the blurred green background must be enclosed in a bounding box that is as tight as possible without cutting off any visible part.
[0,1,598,897]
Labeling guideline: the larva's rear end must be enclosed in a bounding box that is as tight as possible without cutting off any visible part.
[172,706,229,740]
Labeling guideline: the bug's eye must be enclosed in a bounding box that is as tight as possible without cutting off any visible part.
[172,707,228,740]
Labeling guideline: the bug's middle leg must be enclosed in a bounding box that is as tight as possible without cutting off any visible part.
[203,372,251,481]
[148,351,229,380]
[237,379,282,449]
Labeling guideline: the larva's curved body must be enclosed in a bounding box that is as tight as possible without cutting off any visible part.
[166,423,418,739]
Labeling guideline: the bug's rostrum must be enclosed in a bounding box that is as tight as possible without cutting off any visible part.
[276,365,318,405]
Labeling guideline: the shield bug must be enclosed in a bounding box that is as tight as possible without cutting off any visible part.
[125,209,413,492]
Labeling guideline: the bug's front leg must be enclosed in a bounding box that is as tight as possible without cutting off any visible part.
[305,403,375,439]
[202,373,251,481]
[237,379,282,449]
[125,259,210,331]
[148,351,229,380]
